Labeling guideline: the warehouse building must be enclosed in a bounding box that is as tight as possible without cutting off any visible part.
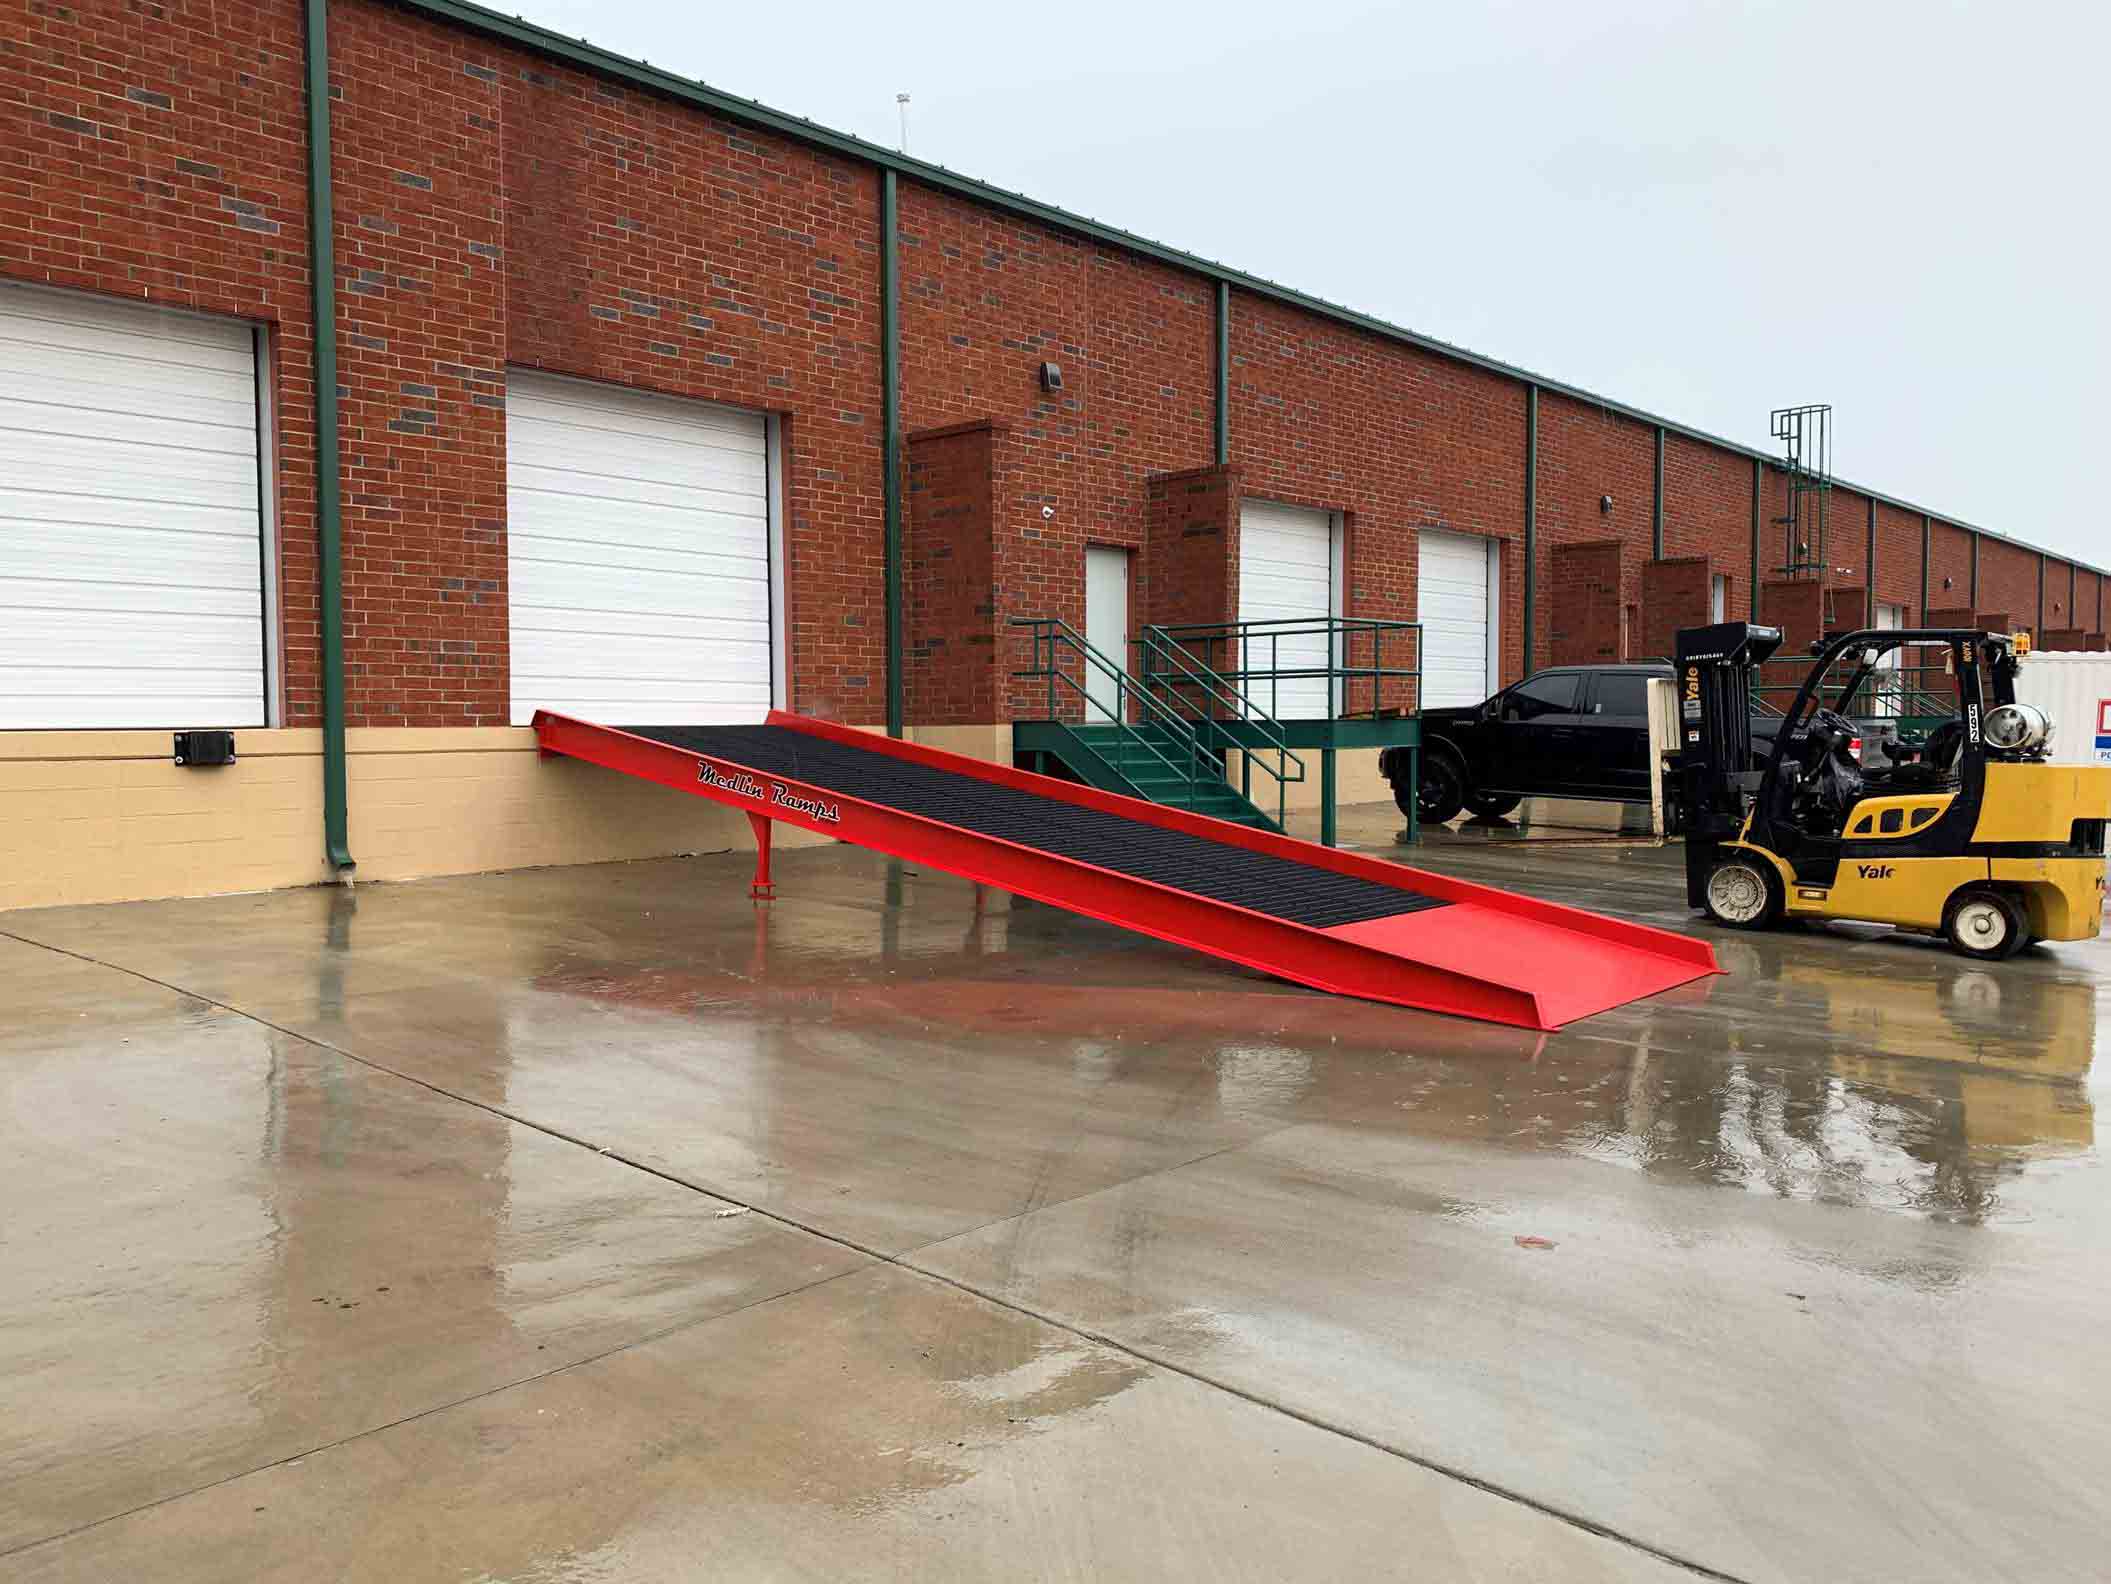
[1,0,2102,910]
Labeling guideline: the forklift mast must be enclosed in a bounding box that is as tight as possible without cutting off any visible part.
[1675,622,1783,906]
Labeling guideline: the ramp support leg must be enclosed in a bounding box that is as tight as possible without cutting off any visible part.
[747,812,776,900]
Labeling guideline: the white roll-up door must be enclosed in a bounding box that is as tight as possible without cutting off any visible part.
[506,371,774,726]
[0,286,267,729]
[1238,500,1336,718]
[1417,529,1497,707]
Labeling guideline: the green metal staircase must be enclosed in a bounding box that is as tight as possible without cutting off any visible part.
[1058,722,1280,827]
[1010,619,1294,832]
[1010,615,1427,844]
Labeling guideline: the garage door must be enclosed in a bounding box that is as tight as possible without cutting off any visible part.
[506,372,773,726]
[0,286,266,729]
[1417,529,1496,708]
[1238,500,1335,718]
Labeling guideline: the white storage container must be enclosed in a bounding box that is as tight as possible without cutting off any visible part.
[2013,651,2111,767]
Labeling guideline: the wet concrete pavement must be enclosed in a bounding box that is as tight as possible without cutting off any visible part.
[2,803,2105,1580]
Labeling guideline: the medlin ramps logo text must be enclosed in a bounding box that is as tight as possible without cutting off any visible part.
[696,758,842,824]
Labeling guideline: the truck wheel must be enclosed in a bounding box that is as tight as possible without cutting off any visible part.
[1703,856,1781,930]
[1464,790,1523,819]
[1943,887,2026,961]
[1407,751,1467,825]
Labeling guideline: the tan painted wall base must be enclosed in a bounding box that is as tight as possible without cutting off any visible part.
[0,727,829,914]
[1228,748,1391,813]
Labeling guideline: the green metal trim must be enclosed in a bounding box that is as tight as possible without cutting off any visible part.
[1970,533,1981,607]
[2037,554,2046,634]
[1749,458,1762,621]
[1651,425,1665,560]
[382,0,2102,580]
[303,0,353,874]
[1865,497,1876,620]
[880,169,903,739]
[1213,280,1229,466]
[1920,513,1930,620]
[1523,385,1537,670]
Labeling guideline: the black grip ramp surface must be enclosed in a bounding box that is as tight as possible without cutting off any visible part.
[627,724,1447,931]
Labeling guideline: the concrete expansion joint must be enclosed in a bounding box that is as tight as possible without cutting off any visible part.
[0,923,1754,1584]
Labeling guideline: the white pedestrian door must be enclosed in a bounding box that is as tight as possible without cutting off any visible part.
[0,285,267,728]
[1873,602,1905,716]
[1417,529,1496,707]
[506,371,773,726]
[1084,545,1129,721]
[1238,500,1336,719]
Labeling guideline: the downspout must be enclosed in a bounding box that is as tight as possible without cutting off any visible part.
[1213,280,1230,465]
[1522,385,1537,670]
[1865,498,1876,625]
[1969,533,1980,608]
[1651,425,1665,560]
[1919,513,1930,621]
[1749,459,1761,622]
[2036,555,2045,636]
[303,0,354,874]
[880,169,903,739]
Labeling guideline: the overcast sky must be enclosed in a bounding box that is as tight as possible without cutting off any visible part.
[509,0,2107,566]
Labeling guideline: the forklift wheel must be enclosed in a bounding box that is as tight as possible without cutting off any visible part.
[1943,887,2027,961]
[1703,856,1781,930]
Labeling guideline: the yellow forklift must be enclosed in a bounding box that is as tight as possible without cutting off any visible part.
[1675,622,2108,958]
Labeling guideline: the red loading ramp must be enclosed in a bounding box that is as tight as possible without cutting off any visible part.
[533,709,1719,1031]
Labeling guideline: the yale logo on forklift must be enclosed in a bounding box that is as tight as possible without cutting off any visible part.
[1855,863,1895,880]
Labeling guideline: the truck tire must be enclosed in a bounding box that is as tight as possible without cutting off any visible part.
[1404,749,1467,825]
[1464,790,1523,819]
[1702,855,1782,930]
[1943,887,2027,961]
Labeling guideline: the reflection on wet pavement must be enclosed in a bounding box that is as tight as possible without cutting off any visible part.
[2,809,2106,1581]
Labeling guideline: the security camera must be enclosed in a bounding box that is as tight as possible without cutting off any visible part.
[1041,504,1055,521]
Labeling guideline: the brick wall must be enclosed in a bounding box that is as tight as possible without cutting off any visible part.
[490,19,885,725]
[0,0,2092,752]
[1873,503,1922,622]
[1661,435,1751,618]
[896,184,1215,709]
[1230,294,1527,681]
[905,421,1007,724]
[1977,537,2041,638]
[1548,541,1626,664]
[1639,558,1713,664]
[1537,395,1654,666]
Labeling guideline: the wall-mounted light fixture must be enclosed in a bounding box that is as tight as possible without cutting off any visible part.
[1039,361,1063,394]
[1599,494,1613,515]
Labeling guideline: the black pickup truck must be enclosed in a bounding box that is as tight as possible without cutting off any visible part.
[1380,662,1791,825]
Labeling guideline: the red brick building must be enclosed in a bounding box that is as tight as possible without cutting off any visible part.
[0,0,2100,907]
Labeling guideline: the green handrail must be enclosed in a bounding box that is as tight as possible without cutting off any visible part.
[1010,619,1221,803]
[1134,627,1305,831]
[1144,617,1422,720]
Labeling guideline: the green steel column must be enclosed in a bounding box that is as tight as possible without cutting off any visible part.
[303,0,353,874]
[1865,498,1876,624]
[1970,533,1980,607]
[2036,555,2046,635]
[1749,459,1762,621]
[1651,425,1665,560]
[1920,513,1930,620]
[881,170,903,738]
[1523,385,1537,670]
[1213,280,1229,466]
[1320,747,1337,848]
